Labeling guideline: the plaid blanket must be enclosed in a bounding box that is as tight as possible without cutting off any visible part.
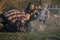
[3,9,26,23]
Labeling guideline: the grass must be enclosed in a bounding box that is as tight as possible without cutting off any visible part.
[0,28,60,40]
[0,15,60,39]
[0,13,60,40]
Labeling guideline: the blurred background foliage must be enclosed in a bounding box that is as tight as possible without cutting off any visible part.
[0,0,60,13]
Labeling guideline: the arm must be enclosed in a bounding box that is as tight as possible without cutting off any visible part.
[25,13,30,21]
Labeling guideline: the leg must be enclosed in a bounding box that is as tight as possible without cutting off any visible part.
[43,20,46,24]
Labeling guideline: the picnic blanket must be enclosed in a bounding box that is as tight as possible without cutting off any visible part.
[3,9,26,23]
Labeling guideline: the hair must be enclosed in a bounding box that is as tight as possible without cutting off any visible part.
[26,2,34,11]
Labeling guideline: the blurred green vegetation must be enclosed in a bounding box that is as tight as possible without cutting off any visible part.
[0,0,60,13]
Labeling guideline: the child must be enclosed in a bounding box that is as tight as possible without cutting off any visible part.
[39,7,49,24]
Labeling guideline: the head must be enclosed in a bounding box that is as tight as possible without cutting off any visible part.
[38,5,42,9]
[27,2,35,11]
